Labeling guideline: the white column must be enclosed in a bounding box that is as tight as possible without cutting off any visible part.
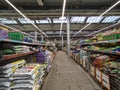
[62,35,64,51]
[67,16,70,60]
[35,31,37,41]
[41,35,44,41]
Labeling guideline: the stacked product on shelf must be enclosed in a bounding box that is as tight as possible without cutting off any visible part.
[0,60,26,90]
[79,28,120,90]
[85,45,120,52]
[80,28,120,45]
[0,26,8,39]
[24,36,33,43]
[14,45,31,54]
[95,28,120,41]
[89,54,120,90]
[8,31,24,41]
[102,28,120,41]
[79,49,90,70]
[0,44,34,56]
[36,51,45,63]
[11,63,44,90]
[36,46,54,73]
[93,55,120,74]
[0,44,15,55]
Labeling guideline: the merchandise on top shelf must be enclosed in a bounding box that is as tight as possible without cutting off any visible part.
[0,30,8,39]
[85,45,120,52]
[24,36,33,43]
[0,26,8,39]
[0,60,26,90]
[8,31,24,41]
[97,28,120,41]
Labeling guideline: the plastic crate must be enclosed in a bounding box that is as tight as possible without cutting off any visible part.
[110,76,120,90]
[102,73,110,90]
[96,68,102,83]
[90,64,95,77]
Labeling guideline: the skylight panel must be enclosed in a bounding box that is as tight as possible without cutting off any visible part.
[70,16,86,23]
[1,20,17,24]
[53,18,67,23]
[0,18,7,21]
[86,16,103,23]
[36,20,49,24]
[18,18,35,24]
[102,16,120,23]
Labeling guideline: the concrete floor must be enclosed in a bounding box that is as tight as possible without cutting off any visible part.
[41,51,102,90]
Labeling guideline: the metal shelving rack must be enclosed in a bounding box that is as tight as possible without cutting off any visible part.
[83,49,120,56]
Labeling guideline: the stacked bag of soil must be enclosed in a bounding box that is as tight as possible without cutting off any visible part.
[0,60,26,90]
[11,63,44,90]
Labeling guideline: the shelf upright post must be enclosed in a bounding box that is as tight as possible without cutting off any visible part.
[35,31,38,41]
[67,16,70,60]
[62,35,64,51]
[41,35,44,42]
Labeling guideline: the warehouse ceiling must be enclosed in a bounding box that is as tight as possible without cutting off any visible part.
[0,0,120,40]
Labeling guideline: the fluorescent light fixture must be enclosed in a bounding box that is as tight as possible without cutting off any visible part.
[73,0,120,37]
[5,0,47,36]
[70,16,86,23]
[36,20,49,24]
[0,22,32,37]
[102,16,120,23]
[60,0,67,36]
[88,22,120,36]
[37,0,44,6]
[86,16,103,23]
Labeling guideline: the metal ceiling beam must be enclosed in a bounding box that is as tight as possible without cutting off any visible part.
[0,10,120,17]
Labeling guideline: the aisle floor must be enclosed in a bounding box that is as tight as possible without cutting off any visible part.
[41,51,102,90]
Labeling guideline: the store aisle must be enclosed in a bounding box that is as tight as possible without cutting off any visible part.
[41,51,102,90]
